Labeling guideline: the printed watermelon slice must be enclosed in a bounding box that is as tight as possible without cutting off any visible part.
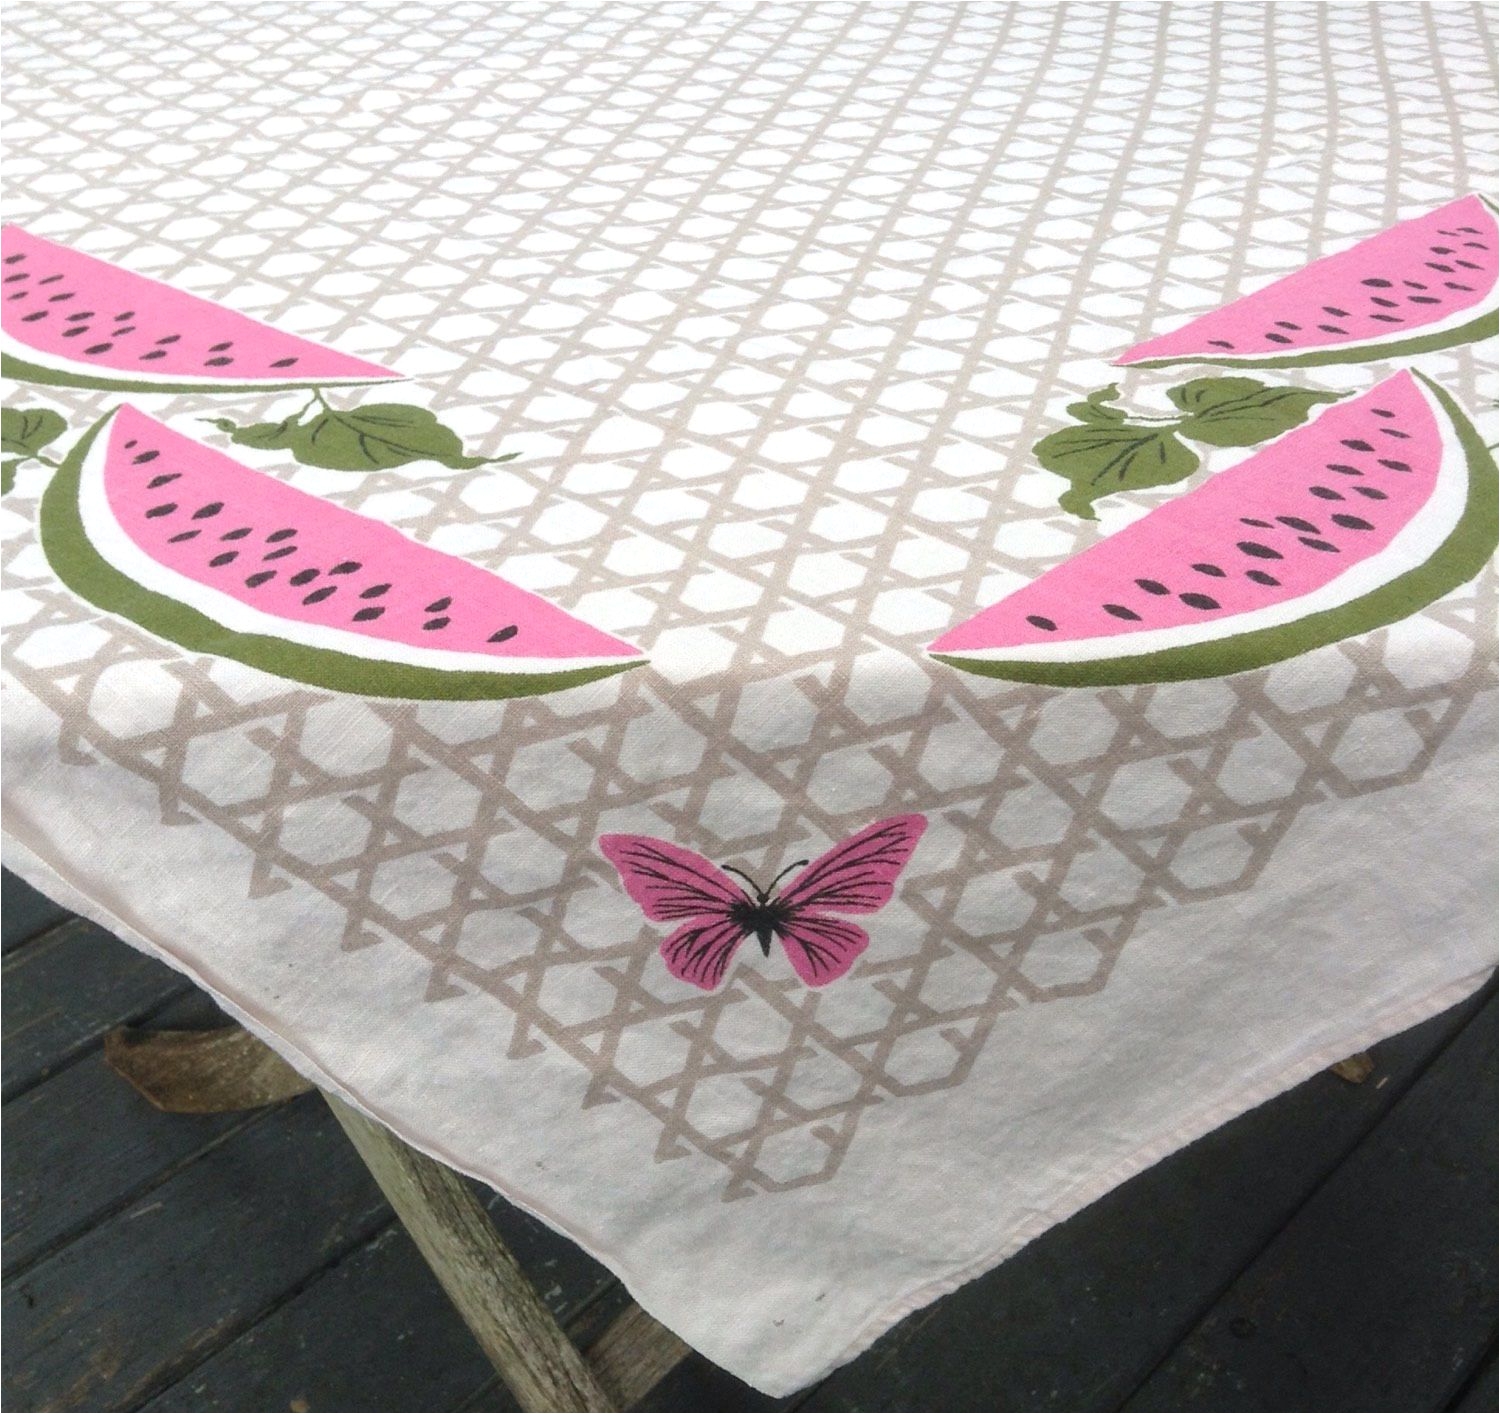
[41,406,644,699]
[1,226,402,393]
[930,372,1496,687]
[1117,195,1498,369]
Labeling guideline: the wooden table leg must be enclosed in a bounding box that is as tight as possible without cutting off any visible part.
[324,1090,618,1413]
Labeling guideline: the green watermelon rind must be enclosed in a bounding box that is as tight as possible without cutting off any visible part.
[40,411,642,702]
[2,350,401,396]
[932,375,1497,688]
[1121,308,1499,371]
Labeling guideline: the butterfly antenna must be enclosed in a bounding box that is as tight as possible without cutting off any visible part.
[765,858,810,894]
[720,863,763,897]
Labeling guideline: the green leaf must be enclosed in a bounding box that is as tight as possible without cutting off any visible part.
[204,402,519,473]
[1,459,19,495]
[1036,424,1200,521]
[1065,383,1128,424]
[2,406,66,461]
[1170,378,1339,448]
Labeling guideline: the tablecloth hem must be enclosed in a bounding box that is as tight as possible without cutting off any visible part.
[4,820,1492,1399]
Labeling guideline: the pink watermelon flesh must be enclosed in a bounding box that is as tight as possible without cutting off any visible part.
[931,373,1440,654]
[2,226,399,384]
[1118,195,1497,364]
[99,405,638,664]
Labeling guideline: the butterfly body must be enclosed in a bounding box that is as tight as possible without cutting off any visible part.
[600,815,927,991]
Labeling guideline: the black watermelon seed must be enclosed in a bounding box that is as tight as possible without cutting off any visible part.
[1323,306,1350,317]
[425,596,452,612]
[1430,245,1454,254]
[266,528,296,542]
[1298,537,1339,552]
[65,311,92,322]
[204,357,233,367]
[209,552,238,567]
[1370,407,1395,417]
[1179,592,1219,610]
[1026,615,1057,630]
[360,583,391,599]
[1445,282,1475,292]
[2,253,22,263]
[1247,570,1280,586]
[20,311,47,322]
[146,473,179,489]
[1380,428,1411,439]
[115,328,140,341]
[1273,320,1300,330]
[61,327,91,338]
[1352,486,1388,500]
[1425,262,1454,273]
[1135,579,1170,595]
[1240,517,1274,528]
[1265,333,1292,344]
[489,625,519,643]
[131,449,159,464]
[124,440,136,449]
[1340,439,1374,452]
[156,334,180,345]
[330,561,361,574]
[289,568,319,586]
[1369,315,1403,323]
[167,530,200,543]
[1317,324,1348,334]
[221,527,252,540]
[1191,563,1226,578]
[1208,339,1234,349]
[1369,296,1398,308]
[1378,458,1410,471]
[209,341,234,351]
[1402,281,1427,290]
[1361,278,1392,287]
[1456,259,1482,270]
[1408,296,1440,305]
[47,292,74,302]
[1103,604,1141,621]
[1326,463,1363,475]
[1277,516,1319,532]
[1238,541,1281,559]
[116,311,134,320]
[192,501,224,519]
[37,275,62,285]
[145,502,177,518]
[263,546,297,561]
[1308,486,1343,500]
[245,571,276,588]
[83,343,114,354]
[303,586,337,605]
[140,350,166,360]
[270,357,299,368]
[353,606,384,622]
[1332,514,1373,530]
[423,616,451,631]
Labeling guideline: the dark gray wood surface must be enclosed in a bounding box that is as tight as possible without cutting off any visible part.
[2,867,1493,1411]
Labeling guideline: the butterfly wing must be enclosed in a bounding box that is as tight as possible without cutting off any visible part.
[779,814,927,915]
[598,835,745,920]
[777,914,870,988]
[660,915,753,991]
[598,835,751,991]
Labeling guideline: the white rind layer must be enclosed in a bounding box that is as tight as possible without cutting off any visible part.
[0,325,402,389]
[77,416,639,675]
[939,382,1467,665]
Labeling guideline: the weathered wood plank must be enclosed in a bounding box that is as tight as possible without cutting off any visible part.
[1124,995,1497,1413]
[1450,1347,1497,1412]
[144,1179,620,1412]
[3,992,247,1278]
[0,1092,390,1411]
[1,869,69,954]
[587,1301,692,1409]
[325,1093,616,1412]
[1,918,189,1100]
[802,989,1490,1413]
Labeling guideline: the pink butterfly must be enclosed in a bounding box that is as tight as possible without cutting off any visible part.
[599,815,927,991]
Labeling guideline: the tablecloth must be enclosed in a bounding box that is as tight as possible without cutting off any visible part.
[2,0,1496,1396]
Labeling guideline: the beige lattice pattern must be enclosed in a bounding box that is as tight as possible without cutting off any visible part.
[3,1,1496,1196]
